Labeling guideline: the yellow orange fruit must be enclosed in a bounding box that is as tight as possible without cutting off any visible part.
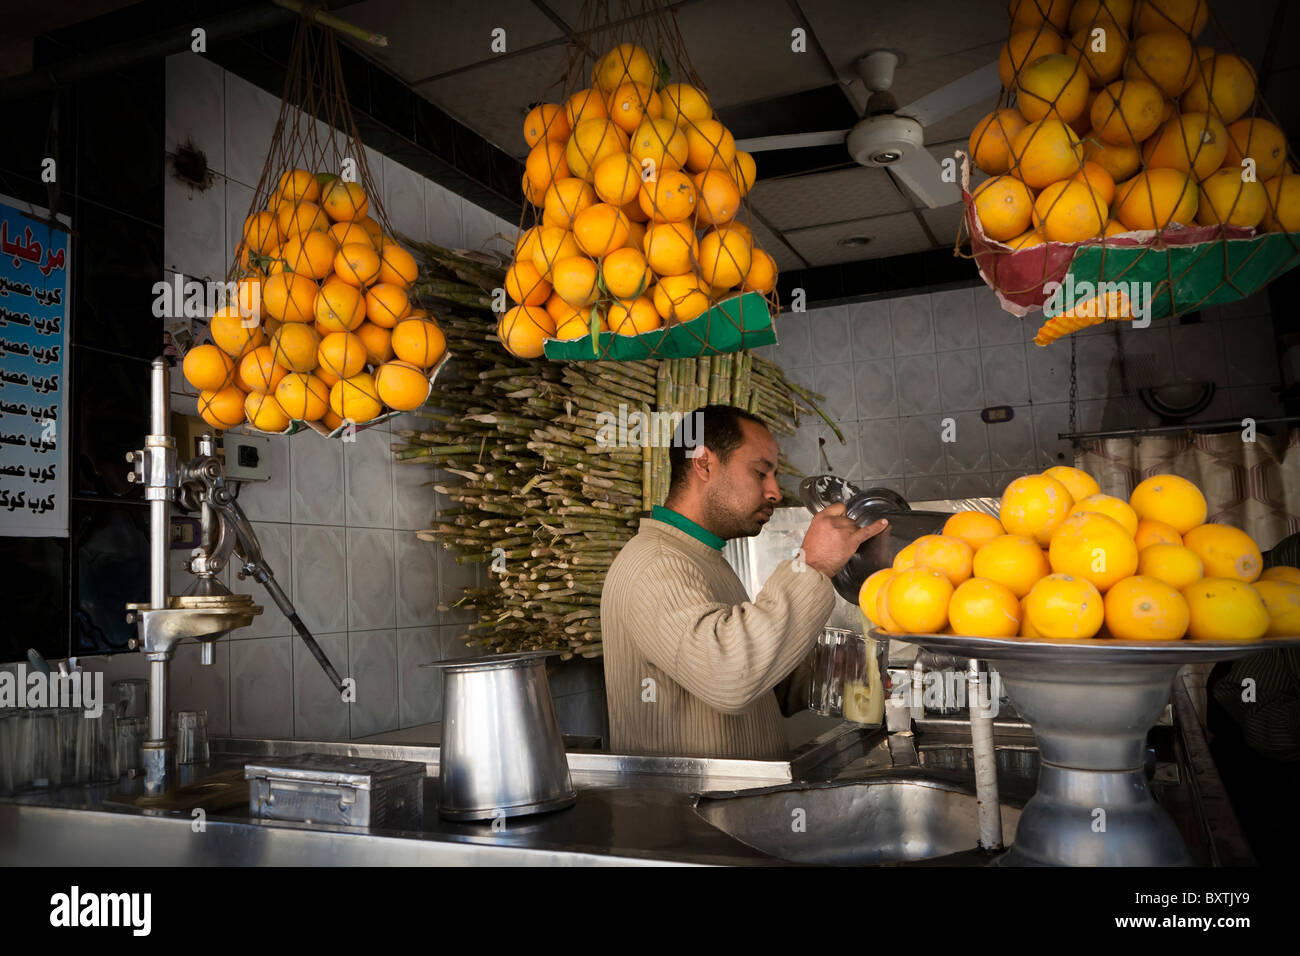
[893,542,918,572]
[630,117,690,172]
[328,373,383,423]
[943,512,1006,553]
[1104,574,1190,639]
[652,272,710,323]
[601,247,653,299]
[643,220,699,277]
[973,175,1036,240]
[244,390,290,433]
[1114,168,1199,230]
[573,202,631,257]
[566,119,629,181]
[1142,112,1229,179]
[1132,0,1207,36]
[243,210,281,253]
[1071,161,1116,205]
[883,566,953,634]
[498,305,554,359]
[550,255,601,308]
[911,534,974,586]
[1066,21,1128,86]
[639,169,697,222]
[269,322,319,373]
[1033,178,1109,242]
[593,152,644,207]
[1041,466,1100,503]
[274,372,329,421]
[1020,595,1041,636]
[1000,473,1076,546]
[1049,509,1140,592]
[1024,573,1106,638]
[373,360,431,412]
[1182,54,1256,123]
[1251,579,1300,636]
[1135,518,1183,550]
[553,309,605,340]
[859,568,895,626]
[197,386,247,430]
[543,177,597,229]
[684,119,736,173]
[970,109,1029,175]
[276,169,321,206]
[606,82,662,134]
[514,226,543,263]
[523,102,569,147]
[591,43,657,93]
[1068,492,1139,537]
[1010,0,1072,30]
[659,83,711,127]
[316,331,367,380]
[364,283,411,328]
[354,321,394,366]
[1195,168,1267,227]
[1129,473,1207,532]
[278,200,332,239]
[1137,542,1205,589]
[1224,118,1288,181]
[999,28,1066,89]
[391,318,446,368]
[1124,31,1196,97]
[973,534,1053,597]
[1183,578,1268,640]
[1011,119,1085,189]
[314,280,366,332]
[1070,0,1135,32]
[1083,139,1142,183]
[526,139,570,195]
[183,344,237,391]
[1182,523,1263,582]
[1017,54,1090,124]
[279,230,338,280]
[531,226,582,280]
[698,227,751,288]
[741,248,778,295]
[1263,175,1300,233]
[262,272,319,323]
[693,169,741,227]
[329,220,378,251]
[1005,229,1046,249]
[377,242,418,288]
[607,296,661,336]
[209,306,265,356]
[949,577,1022,637]
[319,181,369,223]
[333,243,381,287]
[732,151,756,197]
[238,346,288,394]
[505,258,552,307]
[1260,565,1300,586]
[1090,79,1164,146]
[564,88,608,130]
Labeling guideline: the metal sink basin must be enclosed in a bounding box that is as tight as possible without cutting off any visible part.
[691,771,1021,865]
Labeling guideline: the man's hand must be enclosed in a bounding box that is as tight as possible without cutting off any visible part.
[800,503,889,578]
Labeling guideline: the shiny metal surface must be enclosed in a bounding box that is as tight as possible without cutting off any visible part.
[437,653,576,820]
[879,629,1300,664]
[798,474,864,512]
[245,753,425,829]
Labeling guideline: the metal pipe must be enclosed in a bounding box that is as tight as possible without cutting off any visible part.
[967,658,1003,851]
[1059,416,1300,442]
[148,360,170,613]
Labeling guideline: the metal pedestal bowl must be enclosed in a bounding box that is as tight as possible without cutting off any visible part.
[877,629,1300,866]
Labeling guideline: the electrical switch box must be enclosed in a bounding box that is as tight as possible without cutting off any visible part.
[223,434,272,481]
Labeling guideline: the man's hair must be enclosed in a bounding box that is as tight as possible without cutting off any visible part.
[667,404,768,497]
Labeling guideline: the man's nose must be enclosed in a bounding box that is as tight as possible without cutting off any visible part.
[765,476,781,502]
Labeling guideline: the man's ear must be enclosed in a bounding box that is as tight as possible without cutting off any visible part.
[689,446,713,481]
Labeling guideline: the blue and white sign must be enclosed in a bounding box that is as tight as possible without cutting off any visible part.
[0,194,70,537]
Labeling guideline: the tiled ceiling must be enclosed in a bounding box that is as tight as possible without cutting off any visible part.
[335,0,1295,267]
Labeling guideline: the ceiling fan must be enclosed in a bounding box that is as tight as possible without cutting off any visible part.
[733,50,1000,208]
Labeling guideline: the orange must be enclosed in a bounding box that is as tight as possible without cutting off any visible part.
[630,117,690,172]
[1066,21,1128,86]
[591,43,657,94]
[1090,79,1164,146]
[329,220,378,251]
[623,199,649,226]
[601,247,653,299]
[1263,175,1300,232]
[373,360,431,412]
[543,177,597,229]
[973,534,1053,597]
[732,151,756,197]
[329,373,383,423]
[607,296,661,336]
[1224,119,1288,181]
[684,119,736,173]
[1010,0,1072,30]
[531,227,582,280]
[1132,0,1208,36]
[973,175,1035,240]
[320,181,369,222]
[1114,168,1199,230]
[183,344,236,391]
[276,168,321,205]
[1069,492,1139,536]
[1024,573,1106,638]
[269,322,319,373]
[550,255,601,308]
[1125,31,1197,98]
[333,242,381,287]
[883,566,953,633]
[698,227,752,288]
[1102,219,1128,236]
[1033,179,1109,241]
[859,568,895,626]
[244,390,290,433]
[523,102,569,147]
[354,321,394,365]
[274,371,328,421]
[391,318,445,368]
[364,283,411,328]
[1104,575,1190,639]
[566,119,629,181]
[197,386,246,430]
[1183,523,1263,582]
[1041,465,1100,503]
[1142,112,1229,179]
[314,279,366,332]
[606,82,662,134]
[1071,161,1116,205]
[377,242,418,288]
[1048,511,1139,591]
[1183,578,1268,640]
[1196,168,1267,227]
[943,512,1006,553]
[1000,473,1076,546]
[1083,139,1142,182]
[949,577,1023,637]
[1137,542,1205,589]
[355,216,383,241]
[911,534,974,586]
[498,305,554,359]
[262,272,320,324]
[1182,54,1256,123]
[238,346,288,393]
[660,83,711,127]
[316,331,368,379]
[514,226,543,263]
[521,173,541,208]
[505,258,552,306]
[1251,579,1300,636]
[639,169,697,222]
[970,109,1029,175]
[1260,565,1300,586]
[1070,0,1135,32]
[279,230,338,280]
[320,408,344,431]
[1011,119,1085,189]
[573,203,631,257]
[693,169,741,226]
[243,211,281,253]
[552,309,603,340]
[999,28,1065,89]
[209,305,265,356]
[593,152,644,207]
[1019,595,1041,636]
[652,273,710,323]
[1017,54,1090,124]
[1005,229,1046,249]
[276,201,331,239]
[893,542,919,572]
[563,88,608,129]
[526,139,570,195]
[1135,518,1183,550]
[643,220,699,276]
[742,248,778,294]
[1129,473,1207,533]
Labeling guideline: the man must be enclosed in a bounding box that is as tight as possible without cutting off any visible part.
[601,404,887,759]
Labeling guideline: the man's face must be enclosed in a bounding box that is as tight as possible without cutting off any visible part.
[701,419,783,539]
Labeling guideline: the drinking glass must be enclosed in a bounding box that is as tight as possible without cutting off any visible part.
[18,709,61,789]
[112,678,149,720]
[0,711,19,794]
[76,710,119,783]
[115,717,146,777]
[56,707,84,785]
[175,710,209,765]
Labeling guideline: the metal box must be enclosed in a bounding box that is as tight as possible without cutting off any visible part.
[244,753,426,830]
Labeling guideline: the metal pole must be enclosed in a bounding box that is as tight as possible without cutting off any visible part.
[1059,416,1300,442]
[967,658,1003,852]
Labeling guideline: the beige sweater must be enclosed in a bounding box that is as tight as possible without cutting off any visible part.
[601,516,836,759]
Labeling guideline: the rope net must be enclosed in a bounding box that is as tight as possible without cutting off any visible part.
[960,0,1300,346]
[187,5,444,437]
[498,0,779,362]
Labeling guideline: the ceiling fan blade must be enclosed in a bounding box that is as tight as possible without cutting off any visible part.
[886,148,961,208]
[895,61,1000,129]
[732,130,849,153]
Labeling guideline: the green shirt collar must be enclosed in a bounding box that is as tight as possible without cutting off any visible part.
[651,505,726,551]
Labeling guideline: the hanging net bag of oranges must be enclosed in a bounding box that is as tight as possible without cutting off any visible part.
[959,0,1300,347]
[180,7,449,435]
[497,0,780,362]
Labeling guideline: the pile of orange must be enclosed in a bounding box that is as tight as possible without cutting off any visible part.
[969,0,1297,253]
[499,43,778,359]
[861,463,1294,641]
[183,169,446,433]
